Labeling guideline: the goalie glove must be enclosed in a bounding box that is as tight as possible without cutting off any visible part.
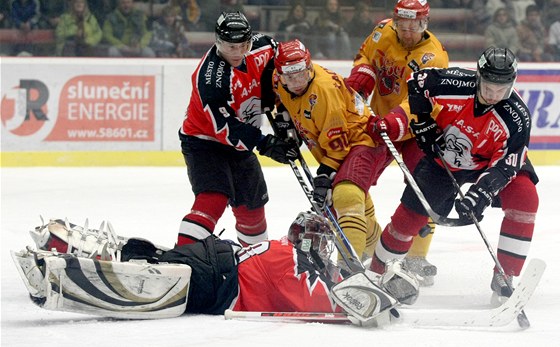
[330,272,399,327]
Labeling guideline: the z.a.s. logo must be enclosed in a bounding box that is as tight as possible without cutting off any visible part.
[1,79,49,136]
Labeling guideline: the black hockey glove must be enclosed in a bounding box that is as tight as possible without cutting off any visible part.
[409,114,445,159]
[313,165,336,209]
[257,134,299,164]
[454,184,493,223]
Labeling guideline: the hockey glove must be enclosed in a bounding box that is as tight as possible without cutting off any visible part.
[409,114,445,159]
[268,109,302,146]
[345,64,376,99]
[454,184,493,223]
[366,109,408,145]
[257,134,299,164]
[313,165,336,209]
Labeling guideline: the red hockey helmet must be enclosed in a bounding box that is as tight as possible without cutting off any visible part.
[288,212,334,263]
[274,39,312,75]
[393,0,430,20]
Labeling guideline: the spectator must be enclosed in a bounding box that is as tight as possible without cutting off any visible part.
[102,0,156,57]
[149,5,193,57]
[542,0,560,28]
[55,0,103,56]
[170,0,204,31]
[312,0,351,59]
[547,19,560,60]
[276,2,312,42]
[38,0,66,29]
[0,1,11,29]
[87,0,116,25]
[345,1,375,51]
[10,0,42,55]
[516,4,552,61]
[484,7,520,55]
[11,0,41,31]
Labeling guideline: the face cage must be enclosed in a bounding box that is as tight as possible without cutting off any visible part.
[393,17,428,33]
[298,231,335,263]
[477,74,515,103]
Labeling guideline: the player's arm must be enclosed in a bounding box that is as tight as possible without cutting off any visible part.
[346,29,378,99]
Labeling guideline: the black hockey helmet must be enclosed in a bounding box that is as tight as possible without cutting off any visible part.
[215,11,252,44]
[288,212,334,264]
[477,47,517,84]
[476,47,518,102]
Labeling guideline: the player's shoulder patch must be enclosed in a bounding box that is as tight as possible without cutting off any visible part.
[421,53,435,64]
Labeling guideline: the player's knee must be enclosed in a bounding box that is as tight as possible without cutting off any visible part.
[500,174,539,213]
[332,182,366,216]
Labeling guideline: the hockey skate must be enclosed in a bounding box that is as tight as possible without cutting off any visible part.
[490,272,513,306]
[403,256,437,287]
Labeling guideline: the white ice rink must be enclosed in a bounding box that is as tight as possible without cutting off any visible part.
[2,165,559,346]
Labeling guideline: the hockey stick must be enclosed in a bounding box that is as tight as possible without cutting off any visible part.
[224,257,545,328]
[435,148,531,329]
[379,132,470,227]
[264,111,364,273]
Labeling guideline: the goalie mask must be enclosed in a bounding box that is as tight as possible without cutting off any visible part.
[288,212,335,266]
[274,39,313,96]
[476,47,518,105]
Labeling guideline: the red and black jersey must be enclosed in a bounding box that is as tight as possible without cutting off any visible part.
[232,237,339,313]
[407,67,532,194]
[181,34,276,151]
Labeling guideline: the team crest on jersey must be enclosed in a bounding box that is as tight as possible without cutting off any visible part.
[308,93,318,110]
[372,31,382,42]
[421,53,435,64]
[441,126,475,169]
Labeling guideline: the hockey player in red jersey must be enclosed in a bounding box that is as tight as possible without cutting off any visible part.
[178,12,298,248]
[13,212,419,326]
[367,47,539,303]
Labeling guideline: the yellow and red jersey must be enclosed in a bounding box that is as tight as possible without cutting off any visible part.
[273,64,377,171]
[353,19,448,139]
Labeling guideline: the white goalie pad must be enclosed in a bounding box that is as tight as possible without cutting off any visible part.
[330,272,399,327]
[11,248,191,319]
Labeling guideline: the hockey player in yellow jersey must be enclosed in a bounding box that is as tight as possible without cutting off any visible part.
[272,39,394,265]
[345,0,449,286]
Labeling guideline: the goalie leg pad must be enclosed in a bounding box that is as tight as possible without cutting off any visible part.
[11,248,191,319]
[330,272,398,327]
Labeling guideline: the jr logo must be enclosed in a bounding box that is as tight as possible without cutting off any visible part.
[1,79,49,136]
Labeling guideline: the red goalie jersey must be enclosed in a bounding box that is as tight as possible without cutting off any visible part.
[232,237,340,313]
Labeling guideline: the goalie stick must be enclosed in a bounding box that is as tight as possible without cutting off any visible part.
[224,257,545,328]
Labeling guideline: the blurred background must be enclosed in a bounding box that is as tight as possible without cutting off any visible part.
[2,0,560,62]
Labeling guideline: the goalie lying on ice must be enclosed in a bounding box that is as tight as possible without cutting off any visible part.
[11,212,419,327]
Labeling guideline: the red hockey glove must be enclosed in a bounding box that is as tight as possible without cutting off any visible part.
[366,110,408,145]
[346,64,376,99]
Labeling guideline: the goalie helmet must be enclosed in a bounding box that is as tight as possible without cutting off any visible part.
[215,11,252,43]
[288,212,334,265]
[476,47,518,103]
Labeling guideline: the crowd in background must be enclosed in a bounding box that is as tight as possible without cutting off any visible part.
[1,0,560,61]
